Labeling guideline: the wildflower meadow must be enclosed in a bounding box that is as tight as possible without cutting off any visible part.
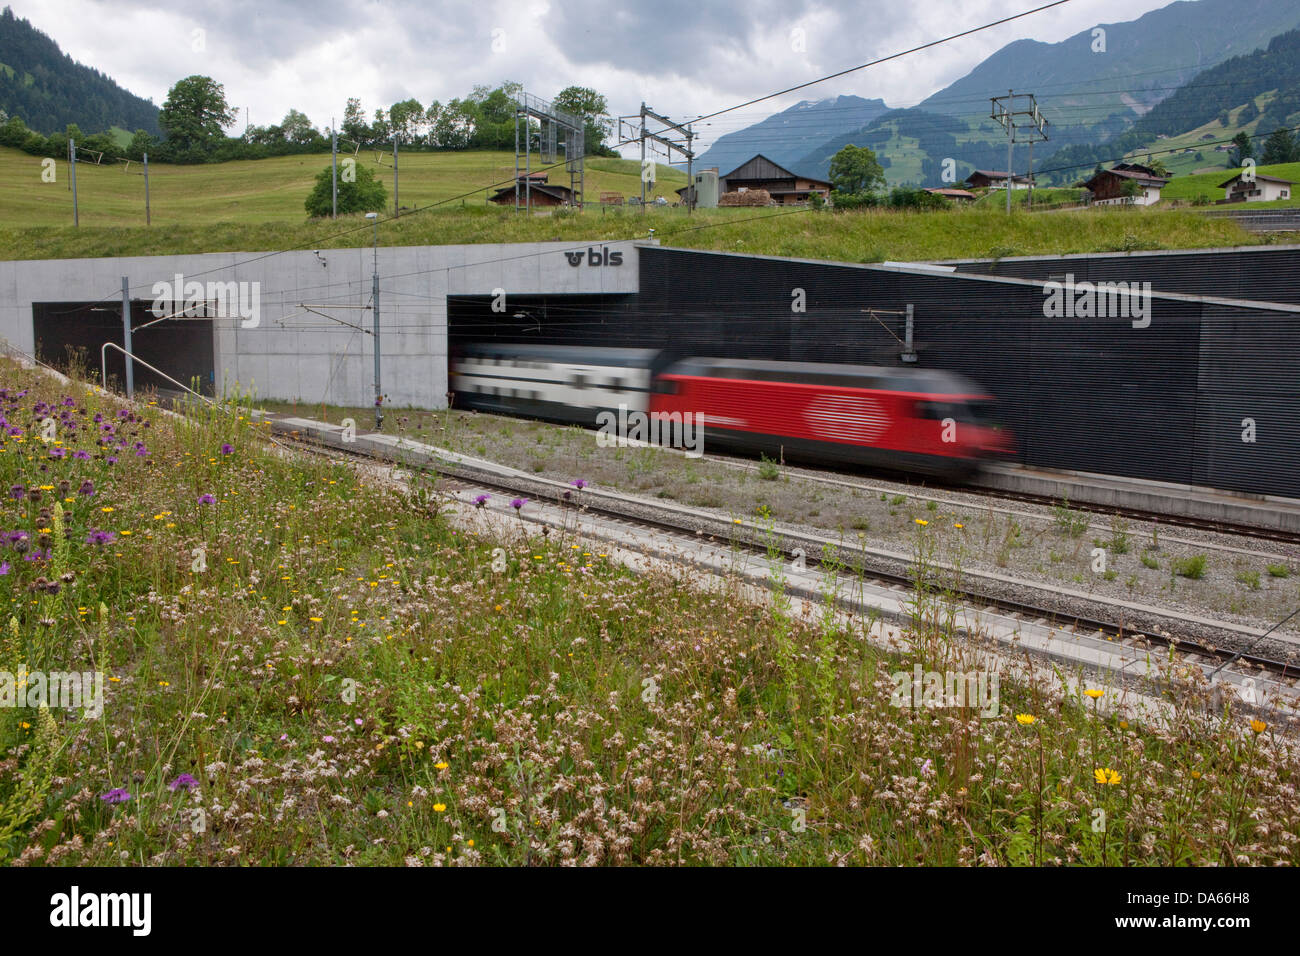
[0,358,1295,866]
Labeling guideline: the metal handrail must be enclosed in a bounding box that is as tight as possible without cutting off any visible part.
[100,341,215,407]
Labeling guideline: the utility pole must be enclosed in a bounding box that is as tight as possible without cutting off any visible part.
[990,90,1049,214]
[331,121,338,219]
[143,152,151,226]
[618,104,694,215]
[393,137,399,218]
[366,212,382,429]
[69,139,79,227]
[121,277,133,398]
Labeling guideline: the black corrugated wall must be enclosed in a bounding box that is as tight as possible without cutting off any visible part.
[449,246,1300,499]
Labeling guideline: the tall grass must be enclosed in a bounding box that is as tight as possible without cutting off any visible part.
[0,358,1295,866]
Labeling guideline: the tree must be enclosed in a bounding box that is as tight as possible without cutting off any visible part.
[428,99,475,149]
[1261,127,1300,165]
[369,107,391,144]
[1143,155,1170,177]
[388,99,425,145]
[158,75,236,156]
[1230,131,1254,167]
[828,144,886,195]
[280,109,318,145]
[127,129,158,160]
[304,162,386,217]
[342,98,369,146]
[553,85,614,155]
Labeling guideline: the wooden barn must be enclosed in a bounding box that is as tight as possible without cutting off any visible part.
[488,176,575,208]
[718,155,831,204]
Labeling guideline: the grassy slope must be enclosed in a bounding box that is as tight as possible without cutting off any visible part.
[0,147,686,230]
[1,360,1295,866]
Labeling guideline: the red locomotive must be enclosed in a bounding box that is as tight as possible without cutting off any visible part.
[651,358,1013,479]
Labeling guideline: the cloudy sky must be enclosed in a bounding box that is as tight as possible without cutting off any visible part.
[14,0,1178,152]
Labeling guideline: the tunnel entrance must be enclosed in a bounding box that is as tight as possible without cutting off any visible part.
[32,301,215,397]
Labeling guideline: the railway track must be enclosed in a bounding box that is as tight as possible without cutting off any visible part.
[263,419,1300,716]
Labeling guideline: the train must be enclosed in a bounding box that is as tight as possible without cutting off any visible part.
[450,343,1014,479]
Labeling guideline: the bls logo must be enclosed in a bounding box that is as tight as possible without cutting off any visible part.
[564,245,624,267]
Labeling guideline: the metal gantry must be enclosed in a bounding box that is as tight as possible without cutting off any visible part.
[513,91,585,210]
[616,104,696,213]
[990,90,1049,212]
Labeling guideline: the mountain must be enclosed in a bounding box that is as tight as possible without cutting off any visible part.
[918,0,1300,123]
[780,0,1300,187]
[0,6,160,136]
[694,95,888,175]
[1043,28,1300,181]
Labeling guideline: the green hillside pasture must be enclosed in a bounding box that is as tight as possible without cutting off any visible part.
[0,147,686,230]
[1160,161,1300,206]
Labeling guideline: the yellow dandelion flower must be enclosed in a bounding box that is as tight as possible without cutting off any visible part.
[1119,720,1129,729]
[434,760,448,769]
[309,617,323,622]
[1190,770,1202,779]
[433,803,446,813]
[100,506,115,513]
[1015,714,1036,725]
[1094,767,1122,785]
[915,518,928,526]
[467,839,474,847]
[1084,688,1103,699]
[1250,719,1267,734]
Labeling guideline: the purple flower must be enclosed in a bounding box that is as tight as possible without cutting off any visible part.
[48,448,65,459]
[78,479,95,496]
[323,735,336,744]
[72,450,90,460]
[220,443,234,455]
[921,758,935,777]
[8,484,23,500]
[105,456,117,465]
[510,498,526,510]
[100,788,132,805]
[85,529,116,546]
[6,427,21,436]
[570,479,587,490]
[197,494,216,505]
[22,549,50,562]
[0,562,9,576]
[134,444,148,457]
[93,413,103,424]
[117,409,130,419]
[6,530,28,544]
[473,494,489,508]
[168,773,199,792]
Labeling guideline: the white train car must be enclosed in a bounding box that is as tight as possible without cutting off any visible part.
[450,343,662,425]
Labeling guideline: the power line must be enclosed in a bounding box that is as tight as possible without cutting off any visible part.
[689,0,1077,125]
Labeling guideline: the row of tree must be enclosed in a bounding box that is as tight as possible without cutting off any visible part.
[0,75,618,165]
